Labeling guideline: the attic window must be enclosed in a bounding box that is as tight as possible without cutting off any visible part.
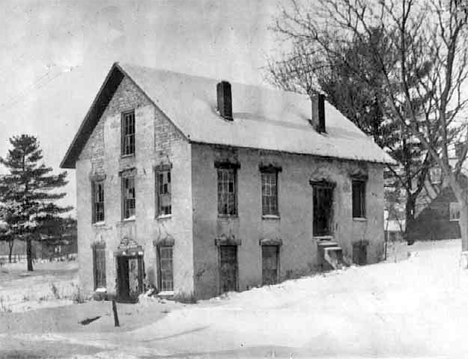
[122,110,135,156]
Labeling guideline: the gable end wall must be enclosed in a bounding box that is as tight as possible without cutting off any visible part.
[75,76,193,297]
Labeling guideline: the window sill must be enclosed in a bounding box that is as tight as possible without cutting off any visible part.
[93,221,106,227]
[353,217,367,221]
[156,214,172,220]
[122,217,136,222]
[450,219,460,222]
[262,214,280,220]
[218,215,238,219]
[313,235,334,241]
[157,290,174,297]
[121,154,135,159]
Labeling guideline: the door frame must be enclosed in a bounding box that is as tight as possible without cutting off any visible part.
[115,253,144,303]
[261,244,280,286]
[218,244,239,294]
[310,180,335,238]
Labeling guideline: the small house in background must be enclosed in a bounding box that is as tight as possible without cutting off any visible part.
[408,183,465,241]
[407,158,467,241]
[61,62,394,301]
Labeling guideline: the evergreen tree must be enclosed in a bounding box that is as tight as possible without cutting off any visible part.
[0,135,71,271]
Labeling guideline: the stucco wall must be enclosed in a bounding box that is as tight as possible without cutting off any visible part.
[76,76,194,297]
[191,144,385,299]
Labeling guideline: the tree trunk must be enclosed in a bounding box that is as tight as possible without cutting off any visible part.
[8,238,14,263]
[405,195,416,245]
[459,200,468,269]
[26,237,33,271]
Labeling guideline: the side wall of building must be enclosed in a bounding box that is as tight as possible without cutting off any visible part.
[191,144,385,299]
[76,76,194,297]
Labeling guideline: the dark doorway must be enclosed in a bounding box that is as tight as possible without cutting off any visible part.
[312,182,334,236]
[219,245,238,294]
[116,255,144,302]
[352,242,368,265]
[262,245,279,285]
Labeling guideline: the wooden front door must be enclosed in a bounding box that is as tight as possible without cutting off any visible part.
[219,245,238,294]
[116,255,144,302]
[262,245,279,285]
[313,183,334,236]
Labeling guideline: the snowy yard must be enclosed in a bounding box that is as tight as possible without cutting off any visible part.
[1,240,468,358]
[0,260,80,312]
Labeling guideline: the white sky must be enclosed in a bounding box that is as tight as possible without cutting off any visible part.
[0,0,282,213]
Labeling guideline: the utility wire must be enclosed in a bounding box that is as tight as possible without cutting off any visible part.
[0,67,64,112]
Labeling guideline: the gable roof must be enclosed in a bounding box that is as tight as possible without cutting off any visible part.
[61,62,395,169]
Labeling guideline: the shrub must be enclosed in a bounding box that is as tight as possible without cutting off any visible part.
[71,286,88,304]
[0,297,11,313]
[49,282,61,299]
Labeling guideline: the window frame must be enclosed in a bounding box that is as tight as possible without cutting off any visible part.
[352,179,366,219]
[92,243,106,290]
[156,169,172,217]
[217,167,238,217]
[122,175,136,220]
[449,202,461,221]
[121,110,136,157]
[157,245,174,293]
[92,180,105,223]
[261,170,279,217]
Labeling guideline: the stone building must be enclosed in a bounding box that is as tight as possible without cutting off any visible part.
[61,62,394,301]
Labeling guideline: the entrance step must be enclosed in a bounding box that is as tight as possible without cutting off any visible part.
[317,240,349,270]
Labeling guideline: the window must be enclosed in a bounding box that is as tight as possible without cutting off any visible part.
[156,170,171,216]
[92,244,106,289]
[261,172,278,216]
[450,202,461,221]
[122,110,135,156]
[158,246,174,292]
[352,180,366,218]
[312,182,334,237]
[92,181,105,223]
[218,168,237,216]
[122,176,136,219]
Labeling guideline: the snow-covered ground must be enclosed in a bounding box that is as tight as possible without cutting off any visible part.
[0,260,80,312]
[2,240,468,358]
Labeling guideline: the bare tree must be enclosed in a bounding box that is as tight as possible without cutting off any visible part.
[267,24,441,241]
[271,0,468,261]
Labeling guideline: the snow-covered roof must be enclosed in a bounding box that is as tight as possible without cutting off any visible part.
[61,62,395,169]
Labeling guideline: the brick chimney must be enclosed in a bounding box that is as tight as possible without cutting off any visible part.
[217,81,233,121]
[311,94,326,133]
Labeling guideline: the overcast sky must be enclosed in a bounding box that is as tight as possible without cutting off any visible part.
[0,0,281,213]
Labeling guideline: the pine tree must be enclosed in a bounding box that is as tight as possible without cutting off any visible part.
[0,135,71,271]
